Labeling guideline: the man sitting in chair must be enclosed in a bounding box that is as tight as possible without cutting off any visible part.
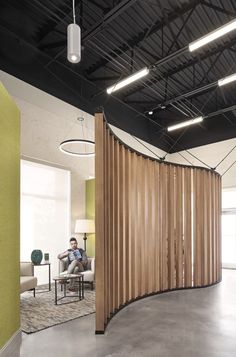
[58,237,88,291]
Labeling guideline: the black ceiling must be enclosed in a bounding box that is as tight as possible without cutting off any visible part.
[0,0,236,153]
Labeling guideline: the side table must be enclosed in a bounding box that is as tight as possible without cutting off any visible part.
[33,262,51,292]
[53,274,84,305]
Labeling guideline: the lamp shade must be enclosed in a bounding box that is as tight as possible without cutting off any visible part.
[75,219,95,233]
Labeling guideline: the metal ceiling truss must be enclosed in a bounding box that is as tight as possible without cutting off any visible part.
[122,37,236,107]
[0,0,236,154]
[86,0,202,75]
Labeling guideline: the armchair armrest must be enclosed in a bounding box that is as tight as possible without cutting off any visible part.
[20,262,34,276]
[58,257,68,274]
[90,257,95,274]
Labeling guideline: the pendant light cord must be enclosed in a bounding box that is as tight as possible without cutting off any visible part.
[72,0,76,24]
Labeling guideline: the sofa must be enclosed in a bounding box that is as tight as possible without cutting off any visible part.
[59,257,95,290]
[20,262,37,296]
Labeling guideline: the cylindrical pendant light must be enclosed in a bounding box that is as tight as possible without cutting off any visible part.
[67,23,81,63]
[67,0,81,64]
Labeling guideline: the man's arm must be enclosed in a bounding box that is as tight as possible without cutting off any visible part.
[57,250,69,259]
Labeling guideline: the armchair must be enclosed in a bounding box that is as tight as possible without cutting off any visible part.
[58,257,95,290]
[20,262,37,296]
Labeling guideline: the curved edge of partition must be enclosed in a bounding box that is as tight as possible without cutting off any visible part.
[95,278,222,334]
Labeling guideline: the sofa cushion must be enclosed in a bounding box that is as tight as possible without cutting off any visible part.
[20,276,37,293]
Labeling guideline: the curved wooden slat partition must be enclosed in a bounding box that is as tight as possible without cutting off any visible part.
[95,112,222,333]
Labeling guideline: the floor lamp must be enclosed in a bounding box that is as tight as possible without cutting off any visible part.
[75,219,95,251]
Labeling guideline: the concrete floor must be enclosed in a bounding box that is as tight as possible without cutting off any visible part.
[15,269,236,356]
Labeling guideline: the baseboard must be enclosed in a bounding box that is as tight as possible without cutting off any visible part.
[0,329,21,357]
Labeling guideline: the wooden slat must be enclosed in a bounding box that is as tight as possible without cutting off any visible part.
[137,155,143,297]
[125,149,131,303]
[157,163,163,292]
[130,152,137,300]
[183,168,191,287]
[148,159,155,294]
[161,164,168,291]
[113,139,119,310]
[104,126,108,324]
[203,170,209,285]
[155,163,160,292]
[168,165,175,289]
[95,113,105,333]
[218,176,222,282]
[176,166,183,288]
[119,144,124,306]
[211,173,216,282]
[216,176,222,281]
[108,133,114,315]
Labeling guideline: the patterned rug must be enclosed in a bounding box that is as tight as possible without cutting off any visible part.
[20,285,95,334]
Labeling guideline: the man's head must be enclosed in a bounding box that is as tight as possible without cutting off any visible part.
[70,237,78,250]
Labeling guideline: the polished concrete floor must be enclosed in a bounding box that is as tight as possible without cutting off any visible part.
[15,269,236,356]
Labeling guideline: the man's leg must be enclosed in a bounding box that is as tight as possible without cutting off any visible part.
[68,260,79,274]
[68,261,84,290]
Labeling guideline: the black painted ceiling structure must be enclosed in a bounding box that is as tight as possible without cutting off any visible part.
[0,0,236,153]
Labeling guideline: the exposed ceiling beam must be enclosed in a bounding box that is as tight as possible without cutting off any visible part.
[87,0,109,12]
[90,76,120,82]
[123,36,236,99]
[206,104,236,120]
[165,6,196,56]
[201,1,236,17]
[83,0,138,42]
[86,0,202,75]
[152,81,217,110]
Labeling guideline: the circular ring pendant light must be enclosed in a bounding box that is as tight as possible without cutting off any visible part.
[59,117,95,157]
[59,139,95,157]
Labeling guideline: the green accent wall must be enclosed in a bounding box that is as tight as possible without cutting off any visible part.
[0,83,20,349]
[86,179,95,257]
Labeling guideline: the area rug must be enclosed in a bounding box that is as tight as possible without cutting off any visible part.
[20,285,95,334]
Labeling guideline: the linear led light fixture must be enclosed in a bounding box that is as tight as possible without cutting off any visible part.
[218,73,236,87]
[107,67,149,94]
[167,116,203,132]
[189,18,236,52]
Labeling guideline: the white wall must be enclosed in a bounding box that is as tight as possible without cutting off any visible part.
[110,124,236,189]
[0,70,94,240]
[168,139,236,188]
